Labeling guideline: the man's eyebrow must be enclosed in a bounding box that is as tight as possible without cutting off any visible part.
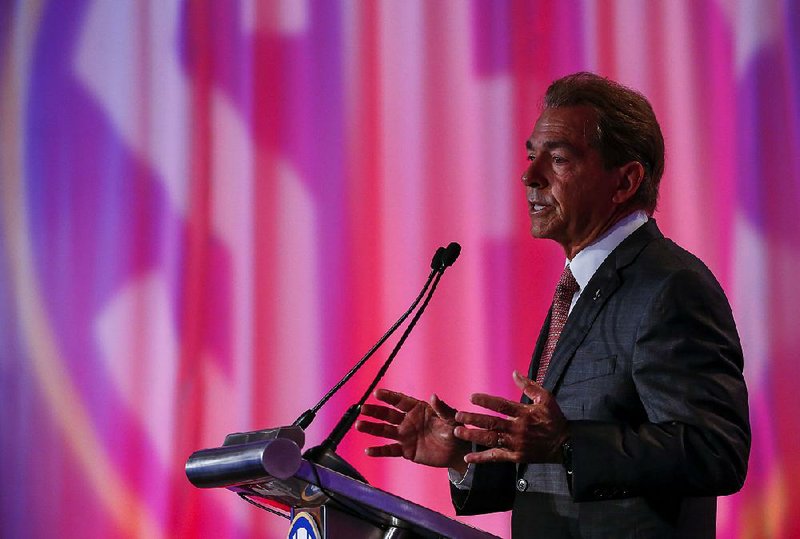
[525,139,579,152]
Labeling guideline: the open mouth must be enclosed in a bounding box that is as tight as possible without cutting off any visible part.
[529,201,550,213]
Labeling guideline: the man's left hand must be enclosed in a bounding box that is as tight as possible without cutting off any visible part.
[453,370,570,464]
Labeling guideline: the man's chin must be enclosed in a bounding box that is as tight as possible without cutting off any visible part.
[529,223,553,240]
[528,212,558,237]
[529,223,567,250]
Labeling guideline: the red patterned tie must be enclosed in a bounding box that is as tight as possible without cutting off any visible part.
[535,265,579,384]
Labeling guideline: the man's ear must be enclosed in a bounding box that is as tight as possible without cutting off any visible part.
[612,161,645,204]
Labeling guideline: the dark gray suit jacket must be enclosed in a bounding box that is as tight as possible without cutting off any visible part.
[451,220,750,538]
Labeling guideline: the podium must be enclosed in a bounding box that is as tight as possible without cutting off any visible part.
[186,426,500,539]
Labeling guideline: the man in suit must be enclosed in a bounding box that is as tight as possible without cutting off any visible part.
[355,72,750,538]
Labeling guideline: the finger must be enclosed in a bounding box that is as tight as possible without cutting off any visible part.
[355,419,400,440]
[374,388,423,413]
[513,370,546,404]
[469,392,525,417]
[464,447,515,464]
[453,425,505,447]
[360,403,406,425]
[454,410,513,431]
[365,443,404,458]
[430,393,457,421]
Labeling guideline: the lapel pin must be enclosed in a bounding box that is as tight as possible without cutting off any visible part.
[593,289,601,301]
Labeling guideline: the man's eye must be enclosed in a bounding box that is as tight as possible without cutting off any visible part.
[553,155,567,164]
[527,154,535,162]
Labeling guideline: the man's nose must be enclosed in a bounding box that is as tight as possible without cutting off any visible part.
[521,160,546,188]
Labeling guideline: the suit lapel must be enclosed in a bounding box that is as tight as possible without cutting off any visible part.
[524,312,551,403]
[540,220,663,391]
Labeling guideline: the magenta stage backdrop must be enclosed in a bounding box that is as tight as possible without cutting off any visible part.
[2,1,799,538]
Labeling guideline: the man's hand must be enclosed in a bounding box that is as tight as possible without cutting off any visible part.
[453,371,569,465]
[356,389,471,473]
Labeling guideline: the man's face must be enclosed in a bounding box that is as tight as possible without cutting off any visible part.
[522,106,621,258]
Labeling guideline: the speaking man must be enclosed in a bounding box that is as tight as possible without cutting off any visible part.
[356,72,750,538]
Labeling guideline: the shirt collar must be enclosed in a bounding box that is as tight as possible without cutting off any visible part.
[567,210,649,293]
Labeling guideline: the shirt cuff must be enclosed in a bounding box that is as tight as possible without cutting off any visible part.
[449,462,475,490]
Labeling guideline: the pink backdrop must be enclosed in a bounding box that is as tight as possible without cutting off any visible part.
[2,1,799,537]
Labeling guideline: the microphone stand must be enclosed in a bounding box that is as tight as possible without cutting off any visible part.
[292,248,446,430]
[305,243,460,481]
[303,272,444,481]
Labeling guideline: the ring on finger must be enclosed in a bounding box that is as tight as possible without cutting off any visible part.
[496,432,505,449]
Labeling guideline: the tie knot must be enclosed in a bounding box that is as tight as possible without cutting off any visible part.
[557,265,579,297]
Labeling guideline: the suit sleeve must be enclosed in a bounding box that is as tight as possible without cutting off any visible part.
[568,268,750,501]
[450,461,517,515]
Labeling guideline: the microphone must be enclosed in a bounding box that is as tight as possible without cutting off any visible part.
[441,241,461,270]
[292,245,450,431]
[304,243,461,480]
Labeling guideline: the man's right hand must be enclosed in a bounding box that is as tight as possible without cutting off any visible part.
[355,389,471,474]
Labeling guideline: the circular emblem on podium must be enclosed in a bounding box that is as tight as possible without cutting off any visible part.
[287,512,321,539]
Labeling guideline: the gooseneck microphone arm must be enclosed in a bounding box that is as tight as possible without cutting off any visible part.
[308,242,462,458]
[356,242,459,418]
[311,274,443,457]
[292,247,447,430]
